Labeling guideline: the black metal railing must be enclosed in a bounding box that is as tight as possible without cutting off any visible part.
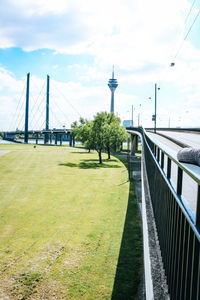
[142,130,200,300]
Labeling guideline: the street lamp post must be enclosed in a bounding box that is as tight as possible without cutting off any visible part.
[154,84,160,133]
[131,105,133,127]
[154,83,157,133]
[138,104,141,127]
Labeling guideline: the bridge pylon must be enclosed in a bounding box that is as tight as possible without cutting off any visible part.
[44,75,50,144]
[24,73,30,143]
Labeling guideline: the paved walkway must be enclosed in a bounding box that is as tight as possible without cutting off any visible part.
[119,151,170,299]
[0,150,11,157]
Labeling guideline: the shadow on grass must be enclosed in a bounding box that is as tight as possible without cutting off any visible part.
[70,151,90,154]
[59,159,121,169]
[117,180,129,186]
[111,155,143,300]
[84,158,118,163]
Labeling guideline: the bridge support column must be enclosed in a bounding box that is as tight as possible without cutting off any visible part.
[36,134,38,144]
[55,133,58,145]
[69,134,72,147]
[50,134,52,144]
[60,134,63,146]
[131,134,138,155]
[44,133,49,144]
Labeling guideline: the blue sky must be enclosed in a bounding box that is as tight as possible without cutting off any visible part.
[0,0,200,131]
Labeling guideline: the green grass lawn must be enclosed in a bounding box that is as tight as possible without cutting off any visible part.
[0,145,142,299]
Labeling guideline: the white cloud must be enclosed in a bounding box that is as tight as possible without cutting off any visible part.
[1,0,200,129]
[0,0,197,82]
[0,66,133,130]
[0,67,24,92]
[0,0,189,54]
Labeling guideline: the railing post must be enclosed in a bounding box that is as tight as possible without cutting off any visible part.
[167,157,171,179]
[157,148,160,162]
[177,167,183,196]
[196,185,200,229]
[161,152,164,169]
[154,144,156,156]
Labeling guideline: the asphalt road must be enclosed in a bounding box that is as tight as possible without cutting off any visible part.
[145,131,199,219]
[157,131,200,148]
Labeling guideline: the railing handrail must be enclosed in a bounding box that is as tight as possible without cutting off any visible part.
[128,128,200,184]
[144,129,200,184]
[143,129,200,240]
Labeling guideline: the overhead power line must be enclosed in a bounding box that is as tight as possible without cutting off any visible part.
[184,0,197,25]
[174,6,200,58]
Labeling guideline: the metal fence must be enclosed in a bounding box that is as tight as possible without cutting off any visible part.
[142,131,200,300]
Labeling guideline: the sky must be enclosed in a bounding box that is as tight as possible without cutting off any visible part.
[0,0,200,131]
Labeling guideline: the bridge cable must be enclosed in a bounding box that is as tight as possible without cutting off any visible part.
[8,83,26,131]
[49,106,66,129]
[29,80,46,119]
[30,95,46,130]
[29,82,46,129]
[51,96,71,125]
[9,98,25,131]
[15,108,25,132]
[52,80,81,117]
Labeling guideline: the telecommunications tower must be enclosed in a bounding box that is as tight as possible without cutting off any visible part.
[108,66,118,113]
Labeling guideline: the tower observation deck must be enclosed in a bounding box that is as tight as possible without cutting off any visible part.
[108,66,118,113]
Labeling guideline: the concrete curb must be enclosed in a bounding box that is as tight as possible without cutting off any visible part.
[141,154,154,300]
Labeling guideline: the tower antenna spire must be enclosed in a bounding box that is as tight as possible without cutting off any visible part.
[108,66,118,113]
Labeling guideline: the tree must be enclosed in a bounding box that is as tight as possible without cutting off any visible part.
[103,113,127,159]
[71,112,128,164]
[71,118,92,151]
[89,112,108,164]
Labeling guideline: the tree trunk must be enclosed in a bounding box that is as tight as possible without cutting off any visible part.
[107,146,111,159]
[98,150,102,164]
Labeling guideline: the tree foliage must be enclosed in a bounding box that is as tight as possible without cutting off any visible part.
[71,118,92,151]
[71,112,128,163]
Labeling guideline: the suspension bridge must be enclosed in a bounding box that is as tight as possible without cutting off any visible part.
[2,73,79,145]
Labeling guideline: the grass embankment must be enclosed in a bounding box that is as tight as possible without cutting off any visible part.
[0,144,142,299]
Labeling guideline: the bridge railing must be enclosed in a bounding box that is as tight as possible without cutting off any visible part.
[141,129,200,300]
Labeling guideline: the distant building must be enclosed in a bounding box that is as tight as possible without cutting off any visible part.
[123,120,133,127]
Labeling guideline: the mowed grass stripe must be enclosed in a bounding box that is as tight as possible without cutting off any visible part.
[0,145,142,299]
